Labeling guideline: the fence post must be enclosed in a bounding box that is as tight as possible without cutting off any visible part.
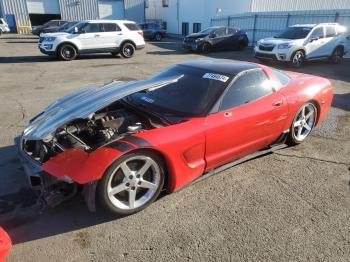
[252,14,258,45]
[334,12,339,22]
[286,13,290,27]
[227,16,231,27]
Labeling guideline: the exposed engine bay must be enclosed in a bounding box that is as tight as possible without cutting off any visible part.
[22,101,162,164]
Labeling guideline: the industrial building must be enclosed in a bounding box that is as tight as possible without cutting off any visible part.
[146,0,350,36]
[0,0,145,34]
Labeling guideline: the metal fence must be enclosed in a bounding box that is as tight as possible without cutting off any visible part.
[211,9,350,46]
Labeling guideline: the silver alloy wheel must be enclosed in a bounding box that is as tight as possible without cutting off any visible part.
[293,103,317,142]
[122,44,134,57]
[292,51,304,67]
[62,46,74,59]
[107,156,161,210]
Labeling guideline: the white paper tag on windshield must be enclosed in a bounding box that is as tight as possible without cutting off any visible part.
[203,73,229,83]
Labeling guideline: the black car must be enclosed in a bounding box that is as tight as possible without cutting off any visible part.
[139,23,166,41]
[41,21,78,34]
[182,26,249,52]
[32,20,67,36]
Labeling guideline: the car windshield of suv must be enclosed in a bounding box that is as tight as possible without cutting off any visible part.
[274,26,312,39]
[61,22,77,31]
[127,65,232,117]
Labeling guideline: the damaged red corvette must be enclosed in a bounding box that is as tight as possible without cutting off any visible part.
[17,60,333,215]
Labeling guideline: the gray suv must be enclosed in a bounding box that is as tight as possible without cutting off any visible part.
[139,23,166,41]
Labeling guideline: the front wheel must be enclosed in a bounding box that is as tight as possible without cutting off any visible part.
[329,47,343,64]
[201,42,211,53]
[58,44,78,61]
[287,102,317,146]
[290,50,305,68]
[120,42,135,58]
[97,151,165,215]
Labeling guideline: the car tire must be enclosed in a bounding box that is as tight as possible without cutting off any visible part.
[120,42,135,58]
[290,50,305,68]
[201,42,211,53]
[329,46,343,64]
[286,102,317,146]
[97,150,165,216]
[237,41,246,50]
[58,44,78,61]
[154,33,162,41]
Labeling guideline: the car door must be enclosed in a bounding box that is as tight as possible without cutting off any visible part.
[204,69,288,171]
[210,28,228,50]
[75,22,103,51]
[305,26,326,59]
[99,23,123,49]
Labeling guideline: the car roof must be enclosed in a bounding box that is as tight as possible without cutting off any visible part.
[178,60,259,76]
[291,23,340,28]
[83,19,136,23]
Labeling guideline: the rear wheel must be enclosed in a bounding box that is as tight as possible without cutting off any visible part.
[120,42,135,58]
[287,102,317,146]
[290,50,305,68]
[98,151,165,215]
[329,47,343,64]
[201,42,211,53]
[58,44,78,61]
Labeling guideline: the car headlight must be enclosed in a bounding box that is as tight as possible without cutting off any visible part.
[195,38,203,42]
[45,37,56,42]
[277,43,291,49]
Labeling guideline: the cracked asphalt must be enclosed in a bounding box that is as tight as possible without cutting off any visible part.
[0,35,349,262]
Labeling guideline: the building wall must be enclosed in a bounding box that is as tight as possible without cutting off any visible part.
[124,0,145,23]
[59,0,99,21]
[145,0,252,35]
[251,0,350,12]
[0,0,31,33]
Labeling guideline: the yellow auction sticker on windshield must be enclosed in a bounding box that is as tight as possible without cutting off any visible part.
[203,73,229,83]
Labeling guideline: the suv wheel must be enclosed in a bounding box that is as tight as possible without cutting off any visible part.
[58,44,78,61]
[120,43,135,58]
[329,47,343,64]
[290,50,305,68]
[201,42,211,53]
[154,33,162,41]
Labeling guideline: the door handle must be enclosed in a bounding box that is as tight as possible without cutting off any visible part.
[94,34,100,37]
[118,33,123,35]
[224,112,232,117]
[272,100,283,107]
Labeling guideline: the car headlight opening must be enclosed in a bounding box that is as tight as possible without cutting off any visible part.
[278,43,291,49]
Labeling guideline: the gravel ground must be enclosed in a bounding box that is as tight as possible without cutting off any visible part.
[0,35,349,262]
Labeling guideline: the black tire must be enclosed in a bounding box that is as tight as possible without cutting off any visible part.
[154,33,162,41]
[201,42,211,53]
[329,46,344,64]
[286,102,317,146]
[97,150,165,216]
[237,41,246,51]
[58,44,78,61]
[290,50,305,68]
[120,42,135,58]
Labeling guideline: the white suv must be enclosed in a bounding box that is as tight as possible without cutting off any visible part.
[39,20,145,60]
[254,23,349,67]
[0,18,10,35]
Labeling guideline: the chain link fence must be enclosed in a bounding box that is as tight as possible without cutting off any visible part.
[211,9,350,46]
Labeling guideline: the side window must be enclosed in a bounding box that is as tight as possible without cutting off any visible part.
[102,23,121,32]
[0,20,3,25]
[124,23,140,31]
[83,23,101,33]
[214,28,226,37]
[271,68,290,87]
[310,27,324,39]
[325,26,337,37]
[220,70,273,111]
[228,28,238,35]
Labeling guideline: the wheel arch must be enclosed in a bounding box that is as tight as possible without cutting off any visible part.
[56,41,79,53]
[120,39,136,48]
[332,44,345,55]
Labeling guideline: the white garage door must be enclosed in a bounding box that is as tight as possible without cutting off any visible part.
[99,0,125,19]
[27,0,60,14]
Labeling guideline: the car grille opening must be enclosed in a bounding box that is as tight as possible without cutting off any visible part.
[259,44,274,51]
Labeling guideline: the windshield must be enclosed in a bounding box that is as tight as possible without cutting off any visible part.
[274,27,312,39]
[199,27,217,34]
[66,21,87,34]
[61,22,77,31]
[127,65,232,117]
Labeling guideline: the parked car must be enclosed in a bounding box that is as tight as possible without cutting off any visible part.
[0,227,11,262]
[0,18,10,35]
[182,26,249,52]
[38,20,145,61]
[41,21,78,34]
[17,59,333,216]
[31,20,68,36]
[254,23,349,67]
[139,23,166,41]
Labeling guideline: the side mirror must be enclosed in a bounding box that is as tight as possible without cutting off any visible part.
[309,36,319,42]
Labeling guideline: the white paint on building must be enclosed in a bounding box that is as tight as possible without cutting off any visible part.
[99,0,125,19]
[27,0,60,14]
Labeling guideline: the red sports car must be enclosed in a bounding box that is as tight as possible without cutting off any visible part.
[0,227,11,262]
[18,60,333,215]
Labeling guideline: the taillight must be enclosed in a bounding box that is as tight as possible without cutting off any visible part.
[138,31,144,38]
